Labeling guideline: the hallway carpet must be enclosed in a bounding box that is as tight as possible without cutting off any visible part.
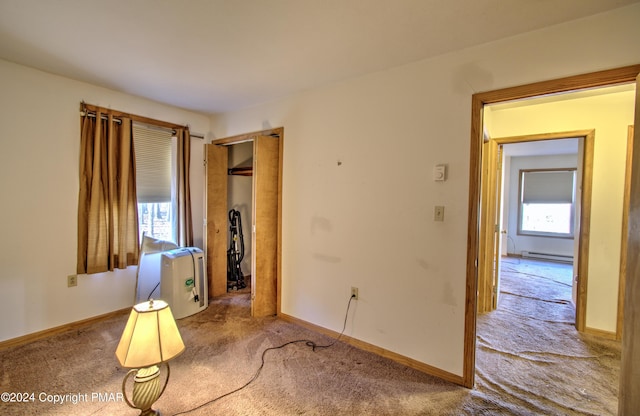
[472,258,620,415]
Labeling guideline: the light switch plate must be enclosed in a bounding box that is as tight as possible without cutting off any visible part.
[434,206,445,221]
[434,165,446,182]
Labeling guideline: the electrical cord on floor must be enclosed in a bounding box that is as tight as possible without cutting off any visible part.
[173,293,357,415]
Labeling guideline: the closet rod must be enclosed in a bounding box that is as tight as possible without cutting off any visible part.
[228,167,253,176]
[80,110,205,139]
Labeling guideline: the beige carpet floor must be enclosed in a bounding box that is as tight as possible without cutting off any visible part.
[472,258,620,415]
[0,258,620,415]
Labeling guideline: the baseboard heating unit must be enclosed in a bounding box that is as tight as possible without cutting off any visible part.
[521,251,573,264]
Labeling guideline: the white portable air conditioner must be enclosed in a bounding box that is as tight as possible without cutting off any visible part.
[160,247,208,319]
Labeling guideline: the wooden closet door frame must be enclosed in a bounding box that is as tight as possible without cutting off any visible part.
[206,127,284,316]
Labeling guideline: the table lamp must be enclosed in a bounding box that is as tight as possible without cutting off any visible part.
[115,299,185,416]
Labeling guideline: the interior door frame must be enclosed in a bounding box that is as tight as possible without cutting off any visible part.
[464,65,640,389]
[478,131,594,327]
[620,76,640,414]
[618,125,634,340]
[206,127,284,316]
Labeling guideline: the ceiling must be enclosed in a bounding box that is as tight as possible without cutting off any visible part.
[0,0,637,114]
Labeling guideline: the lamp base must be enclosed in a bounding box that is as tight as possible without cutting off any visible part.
[122,364,171,416]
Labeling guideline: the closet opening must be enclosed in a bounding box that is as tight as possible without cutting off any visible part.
[205,128,283,317]
[226,141,253,295]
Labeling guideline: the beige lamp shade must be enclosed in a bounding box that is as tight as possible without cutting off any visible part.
[116,299,185,368]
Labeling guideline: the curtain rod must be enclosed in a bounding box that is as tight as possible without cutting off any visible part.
[80,104,204,139]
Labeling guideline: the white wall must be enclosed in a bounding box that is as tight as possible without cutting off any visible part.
[0,59,210,342]
[488,89,635,333]
[212,4,640,376]
[504,154,578,257]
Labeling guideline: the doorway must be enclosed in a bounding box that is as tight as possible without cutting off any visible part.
[478,131,592,333]
[463,65,640,389]
[500,139,580,319]
[205,127,283,317]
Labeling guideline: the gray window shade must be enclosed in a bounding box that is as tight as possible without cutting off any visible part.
[521,170,574,204]
[133,123,173,203]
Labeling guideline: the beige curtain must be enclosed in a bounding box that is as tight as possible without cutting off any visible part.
[77,109,140,274]
[174,127,193,247]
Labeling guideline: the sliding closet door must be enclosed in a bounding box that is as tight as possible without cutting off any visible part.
[205,144,228,298]
[252,135,279,317]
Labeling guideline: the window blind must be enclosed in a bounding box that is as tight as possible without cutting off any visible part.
[521,170,575,204]
[133,123,173,203]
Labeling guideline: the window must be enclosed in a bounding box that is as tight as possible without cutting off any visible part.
[133,123,175,243]
[518,169,575,238]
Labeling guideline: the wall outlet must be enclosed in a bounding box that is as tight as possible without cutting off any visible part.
[67,274,78,287]
[351,286,359,300]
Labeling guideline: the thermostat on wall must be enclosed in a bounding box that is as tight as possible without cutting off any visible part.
[434,164,446,182]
